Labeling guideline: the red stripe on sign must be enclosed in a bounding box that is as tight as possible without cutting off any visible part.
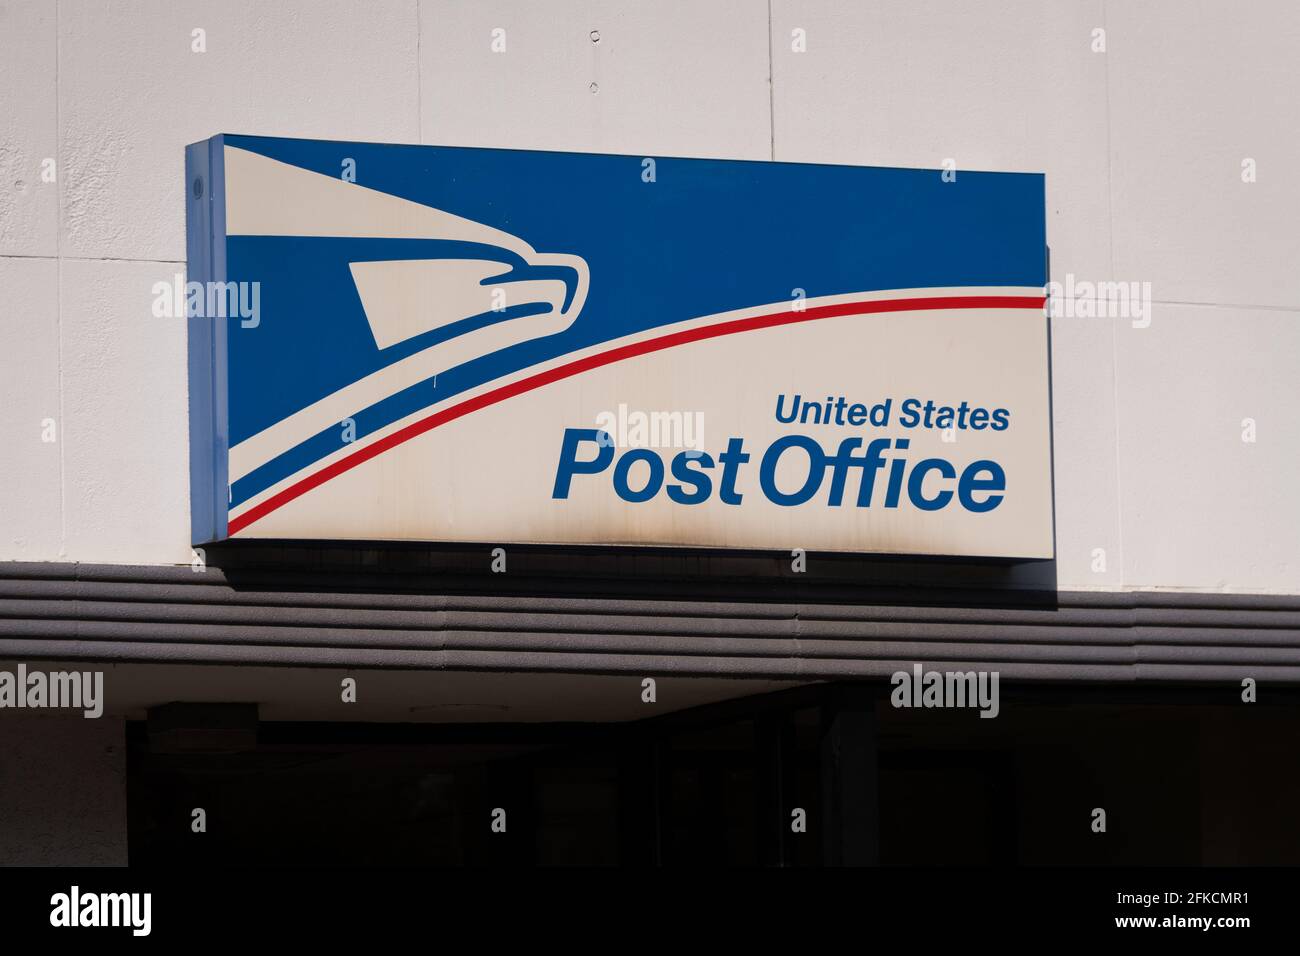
[226,294,1045,535]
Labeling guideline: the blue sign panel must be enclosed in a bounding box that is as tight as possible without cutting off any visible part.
[187,134,1050,557]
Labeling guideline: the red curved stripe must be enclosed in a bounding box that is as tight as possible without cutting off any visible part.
[227,294,1045,535]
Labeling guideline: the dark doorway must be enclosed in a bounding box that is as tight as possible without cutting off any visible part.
[127,682,1300,865]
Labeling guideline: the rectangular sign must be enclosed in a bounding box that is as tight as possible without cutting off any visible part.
[186,134,1052,558]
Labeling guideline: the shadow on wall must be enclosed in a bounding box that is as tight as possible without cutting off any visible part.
[202,539,1061,609]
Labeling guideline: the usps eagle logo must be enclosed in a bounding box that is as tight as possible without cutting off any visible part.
[221,145,589,510]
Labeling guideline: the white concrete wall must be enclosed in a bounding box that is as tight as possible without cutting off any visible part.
[1,0,1296,592]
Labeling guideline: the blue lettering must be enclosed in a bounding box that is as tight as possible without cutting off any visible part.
[907,458,956,511]
[759,435,825,506]
[552,428,614,498]
[958,460,1005,512]
[613,448,664,503]
[667,451,715,504]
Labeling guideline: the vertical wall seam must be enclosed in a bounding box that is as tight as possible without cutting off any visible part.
[54,0,66,558]
[767,0,775,161]
[415,0,423,143]
[1101,0,1126,591]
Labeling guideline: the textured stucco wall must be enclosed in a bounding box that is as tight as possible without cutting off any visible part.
[1,0,1297,592]
[0,715,127,865]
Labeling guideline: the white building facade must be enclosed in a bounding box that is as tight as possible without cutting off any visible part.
[2,1,1298,866]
